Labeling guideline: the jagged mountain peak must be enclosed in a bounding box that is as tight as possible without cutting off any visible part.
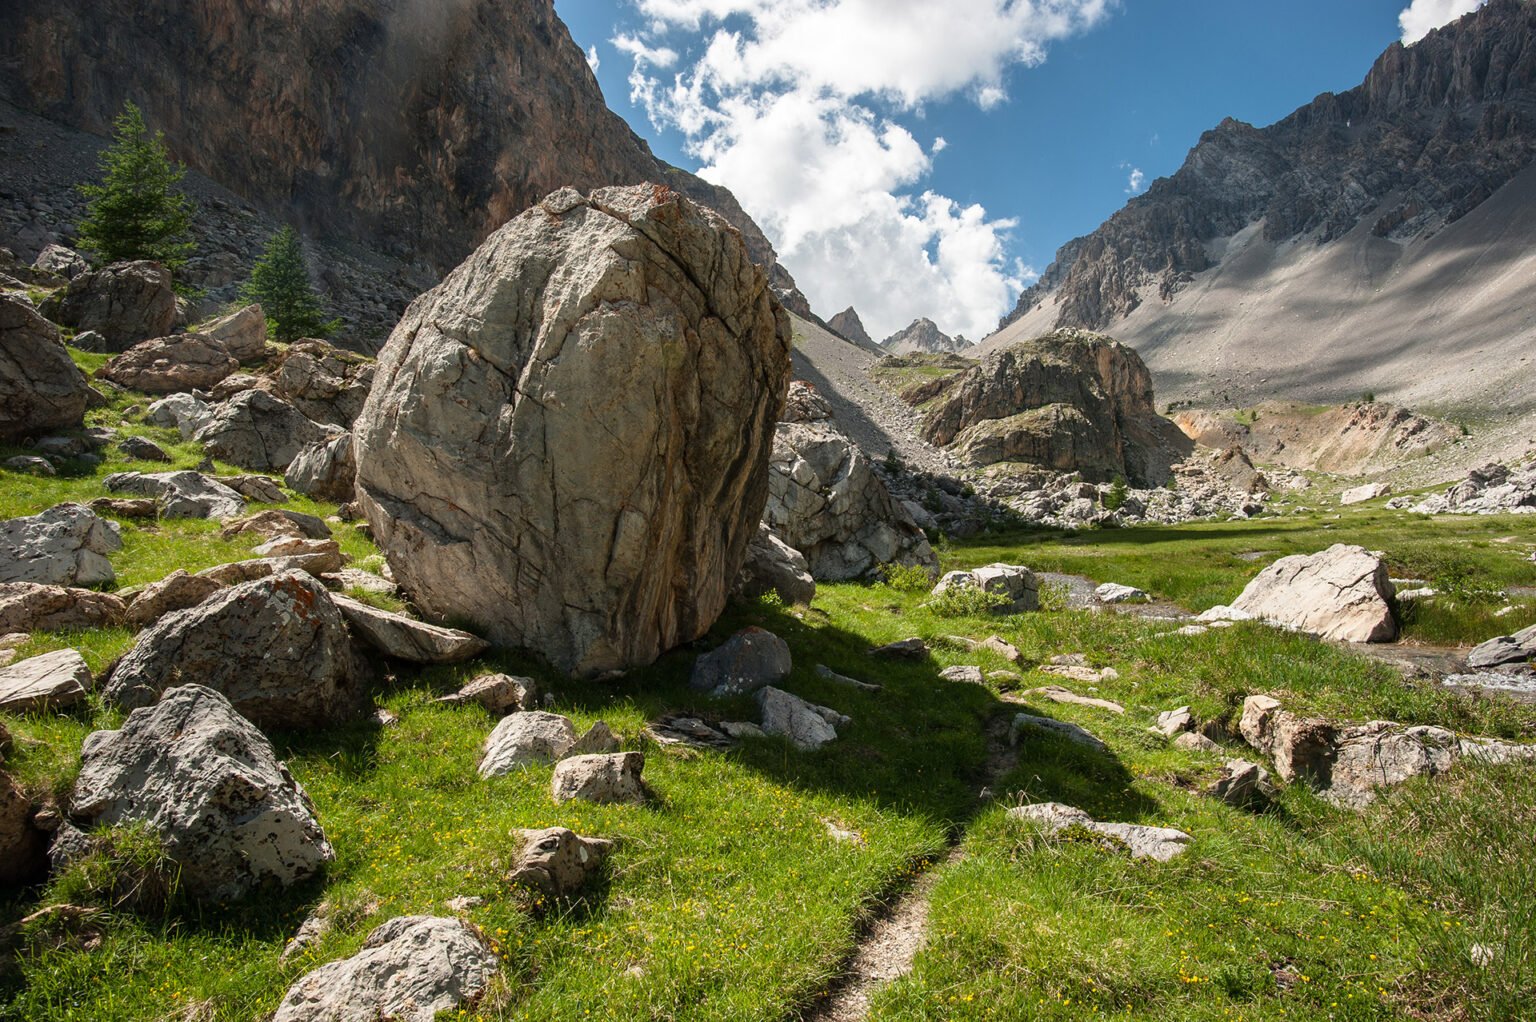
[827,306,874,347]
[882,317,973,356]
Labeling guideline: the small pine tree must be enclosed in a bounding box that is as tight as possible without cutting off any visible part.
[241,226,340,342]
[76,102,197,271]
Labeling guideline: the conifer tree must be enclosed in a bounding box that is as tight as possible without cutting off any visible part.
[240,226,340,342]
[76,102,197,271]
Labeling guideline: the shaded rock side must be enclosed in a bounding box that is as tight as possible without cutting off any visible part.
[194,390,338,472]
[354,185,791,678]
[0,294,93,442]
[70,684,334,902]
[764,382,937,581]
[733,524,816,606]
[284,433,356,503]
[1230,544,1397,643]
[921,329,1191,485]
[41,261,176,349]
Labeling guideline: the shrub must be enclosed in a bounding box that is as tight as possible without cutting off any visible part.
[1103,476,1129,511]
[927,584,1010,618]
[1037,579,1071,612]
[879,562,933,593]
[241,225,341,342]
[75,102,197,273]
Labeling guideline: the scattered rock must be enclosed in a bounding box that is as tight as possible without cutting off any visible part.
[105,571,363,729]
[105,471,247,520]
[690,627,792,698]
[940,665,985,685]
[354,186,791,679]
[1152,707,1195,738]
[146,393,214,438]
[1008,802,1192,861]
[1096,582,1149,604]
[99,334,238,394]
[1466,625,1536,670]
[1211,758,1276,810]
[508,827,614,899]
[0,295,93,442]
[43,261,176,350]
[118,435,171,462]
[438,674,537,715]
[1340,482,1392,506]
[1039,663,1111,684]
[124,570,225,629]
[869,637,928,660]
[1025,686,1125,714]
[643,715,737,750]
[1011,713,1109,753]
[931,563,1039,613]
[0,648,91,714]
[269,341,376,427]
[0,503,121,587]
[0,582,126,633]
[1406,461,1536,516]
[981,635,1022,661]
[220,509,331,542]
[764,382,937,581]
[478,712,579,778]
[1174,732,1222,753]
[814,663,881,692]
[1231,544,1397,643]
[195,391,338,472]
[272,916,495,1022]
[330,596,488,665]
[71,684,335,902]
[199,304,267,364]
[3,456,55,477]
[756,686,849,750]
[734,524,816,605]
[215,474,287,503]
[551,751,646,805]
[284,433,356,502]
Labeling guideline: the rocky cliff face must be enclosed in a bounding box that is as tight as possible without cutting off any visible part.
[883,318,972,356]
[921,330,1191,485]
[0,0,806,309]
[827,307,874,348]
[999,0,1536,333]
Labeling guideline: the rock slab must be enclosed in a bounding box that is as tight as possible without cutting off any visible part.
[0,648,92,713]
[1008,802,1192,861]
[1231,544,1397,643]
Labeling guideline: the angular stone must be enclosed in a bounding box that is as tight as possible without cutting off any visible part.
[940,665,985,685]
[44,261,176,350]
[200,304,268,363]
[330,594,488,664]
[1211,758,1276,809]
[71,684,334,902]
[354,186,791,678]
[0,503,122,586]
[118,435,171,462]
[508,827,614,899]
[570,721,620,756]
[734,524,816,605]
[220,509,331,542]
[439,673,537,715]
[690,627,791,698]
[88,496,159,519]
[105,571,363,729]
[146,392,214,438]
[195,390,337,471]
[1008,802,1192,861]
[869,637,928,659]
[284,433,356,503]
[252,537,345,575]
[0,295,93,443]
[757,685,849,750]
[270,341,375,428]
[105,471,246,520]
[981,635,1022,662]
[216,474,287,503]
[1152,706,1195,738]
[551,751,646,805]
[33,244,88,281]
[272,916,494,1022]
[1174,732,1222,753]
[0,582,126,634]
[1096,582,1149,604]
[124,570,225,628]
[643,715,736,750]
[1231,544,1397,643]
[1467,625,1536,670]
[0,648,91,713]
[1011,713,1109,753]
[4,456,55,477]
[1340,483,1392,506]
[99,334,237,394]
[478,712,579,778]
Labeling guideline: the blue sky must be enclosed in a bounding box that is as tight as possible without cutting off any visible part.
[555,0,1487,340]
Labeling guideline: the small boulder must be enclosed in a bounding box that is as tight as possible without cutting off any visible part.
[284,433,356,502]
[1008,802,1192,862]
[1011,713,1109,753]
[4,456,55,477]
[438,673,537,714]
[70,684,335,902]
[105,571,363,729]
[1466,625,1536,670]
[869,637,928,660]
[734,524,816,606]
[194,391,337,471]
[0,503,122,587]
[1230,544,1396,643]
[270,341,376,427]
[690,627,791,698]
[220,509,331,542]
[118,436,171,462]
[1096,582,1149,604]
[981,635,1022,662]
[252,537,345,575]
[0,582,126,633]
[1211,758,1276,810]
[0,295,94,442]
[43,261,176,350]
[1151,706,1195,738]
[105,471,246,520]
[0,648,92,714]
[551,752,646,805]
[124,570,225,628]
[508,827,614,899]
[1340,483,1392,506]
[478,712,579,778]
[146,393,213,438]
[330,594,488,664]
[272,916,495,1022]
[931,563,1038,613]
[940,665,985,685]
[216,474,287,503]
[1174,732,1222,753]
[757,686,849,750]
[99,334,238,394]
[200,304,268,363]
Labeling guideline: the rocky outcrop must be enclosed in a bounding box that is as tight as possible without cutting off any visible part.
[827,307,874,347]
[882,317,971,355]
[765,382,937,581]
[1401,461,1536,515]
[105,571,363,728]
[354,185,791,678]
[0,503,121,587]
[269,341,375,428]
[105,471,247,520]
[273,916,495,1022]
[194,391,338,472]
[0,295,93,442]
[99,334,238,394]
[40,261,176,350]
[1008,802,1192,861]
[70,684,334,902]
[1230,544,1397,643]
[284,433,356,503]
[922,330,1190,485]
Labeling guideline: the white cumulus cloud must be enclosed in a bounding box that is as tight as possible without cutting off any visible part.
[617,0,1114,340]
[585,44,601,73]
[1125,167,1145,194]
[1398,0,1487,44]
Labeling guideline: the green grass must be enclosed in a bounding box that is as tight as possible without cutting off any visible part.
[4,373,1536,1018]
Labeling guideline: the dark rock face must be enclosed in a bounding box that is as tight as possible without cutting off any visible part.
[40,261,176,350]
[0,0,806,309]
[921,329,1192,485]
[882,317,971,355]
[1000,0,1536,332]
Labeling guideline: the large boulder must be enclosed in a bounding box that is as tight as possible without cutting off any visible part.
[270,341,375,427]
[284,433,356,502]
[0,582,126,633]
[105,471,247,520]
[764,382,937,581]
[273,916,495,1022]
[689,627,791,698]
[0,296,94,443]
[0,648,92,714]
[99,334,238,394]
[105,571,363,729]
[733,524,816,606]
[194,391,338,472]
[353,185,792,677]
[1230,544,1397,643]
[70,684,335,902]
[199,304,268,363]
[0,503,122,587]
[42,261,176,350]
